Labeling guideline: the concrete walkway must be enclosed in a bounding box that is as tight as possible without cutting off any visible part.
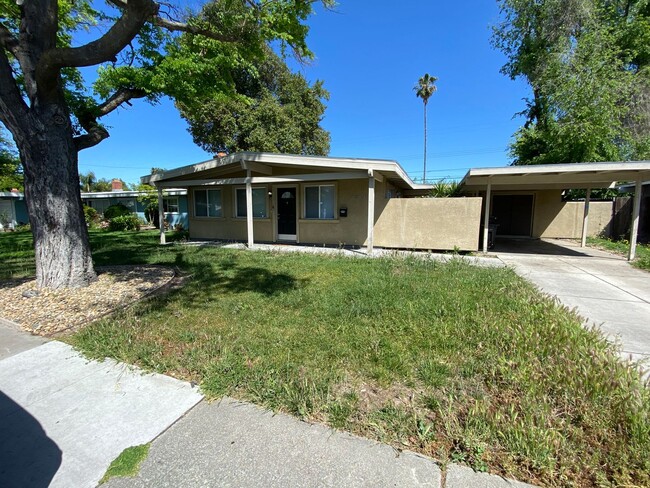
[0,325,203,488]
[495,238,650,362]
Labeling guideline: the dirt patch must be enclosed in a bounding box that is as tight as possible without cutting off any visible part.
[0,265,175,336]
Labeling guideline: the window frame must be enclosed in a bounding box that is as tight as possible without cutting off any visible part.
[163,196,179,214]
[193,188,223,218]
[234,186,269,219]
[303,184,337,220]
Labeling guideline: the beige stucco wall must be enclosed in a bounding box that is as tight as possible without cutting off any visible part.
[187,180,481,250]
[533,190,613,238]
[373,198,481,251]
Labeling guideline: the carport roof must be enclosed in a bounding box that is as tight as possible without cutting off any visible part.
[460,161,650,191]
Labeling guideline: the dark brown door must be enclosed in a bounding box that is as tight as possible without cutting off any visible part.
[492,195,534,237]
[277,187,297,238]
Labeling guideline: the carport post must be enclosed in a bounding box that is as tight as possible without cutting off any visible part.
[482,178,491,253]
[367,170,375,254]
[628,179,642,261]
[580,188,591,248]
[246,169,254,248]
[157,185,166,245]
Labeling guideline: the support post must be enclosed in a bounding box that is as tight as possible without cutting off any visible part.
[581,187,591,248]
[367,170,375,254]
[628,179,642,261]
[157,186,166,245]
[482,179,492,253]
[246,170,254,248]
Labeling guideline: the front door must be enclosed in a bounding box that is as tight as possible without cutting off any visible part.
[277,187,297,241]
[492,194,534,237]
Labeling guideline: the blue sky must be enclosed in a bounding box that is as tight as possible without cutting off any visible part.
[77,1,531,186]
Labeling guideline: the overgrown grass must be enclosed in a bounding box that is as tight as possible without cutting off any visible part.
[587,236,650,271]
[99,444,150,484]
[2,230,649,486]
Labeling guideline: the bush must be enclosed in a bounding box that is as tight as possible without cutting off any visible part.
[107,214,142,231]
[83,205,99,227]
[103,203,132,220]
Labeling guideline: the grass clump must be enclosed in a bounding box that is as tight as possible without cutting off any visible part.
[99,443,150,484]
[587,236,650,270]
[2,230,649,486]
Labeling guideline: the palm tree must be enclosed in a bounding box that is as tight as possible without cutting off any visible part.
[414,74,438,183]
[79,171,96,193]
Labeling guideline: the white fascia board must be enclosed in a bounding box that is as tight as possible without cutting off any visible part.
[141,152,426,190]
[465,161,650,178]
[81,189,187,199]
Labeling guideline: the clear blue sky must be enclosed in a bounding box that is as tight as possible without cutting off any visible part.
[77,1,531,186]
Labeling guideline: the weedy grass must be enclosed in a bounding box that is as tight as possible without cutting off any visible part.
[99,443,150,484]
[2,230,649,486]
[587,236,650,271]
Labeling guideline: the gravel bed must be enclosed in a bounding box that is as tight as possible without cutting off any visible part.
[0,265,175,336]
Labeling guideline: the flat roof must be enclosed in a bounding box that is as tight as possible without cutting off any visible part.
[460,161,650,190]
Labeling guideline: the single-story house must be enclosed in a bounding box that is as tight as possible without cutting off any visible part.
[0,190,28,230]
[81,182,189,229]
[143,154,650,259]
[141,152,484,251]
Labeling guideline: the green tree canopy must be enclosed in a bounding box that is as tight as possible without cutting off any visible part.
[0,0,331,288]
[175,47,330,155]
[493,0,650,165]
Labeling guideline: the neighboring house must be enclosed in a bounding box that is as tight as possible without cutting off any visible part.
[0,190,28,230]
[142,155,650,257]
[81,179,189,229]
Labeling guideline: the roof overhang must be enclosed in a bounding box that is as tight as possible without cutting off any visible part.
[460,161,650,191]
[141,152,432,191]
[80,189,187,199]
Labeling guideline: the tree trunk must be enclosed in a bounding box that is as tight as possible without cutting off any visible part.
[19,102,96,289]
[423,102,427,183]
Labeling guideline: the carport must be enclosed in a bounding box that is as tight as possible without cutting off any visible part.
[460,161,650,260]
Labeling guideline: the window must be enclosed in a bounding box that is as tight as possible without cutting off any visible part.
[304,185,335,219]
[194,189,222,217]
[163,197,179,214]
[235,187,267,218]
[116,198,136,210]
[88,199,110,215]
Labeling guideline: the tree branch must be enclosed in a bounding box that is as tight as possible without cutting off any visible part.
[0,47,29,137]
[36,0,158,101]
[152,17,239,42]
[97,87,148,116]
[0,22,19,57]
[74,126,110,151]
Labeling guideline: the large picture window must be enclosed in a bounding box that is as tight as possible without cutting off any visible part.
[304,185,335,219]
[194,189,222,217]
[235,188,267,218]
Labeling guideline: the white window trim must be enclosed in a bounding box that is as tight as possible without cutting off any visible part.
[234,186,269,219]
[163,196,179,214]
[303,183,337,220]
[193,188,223,218]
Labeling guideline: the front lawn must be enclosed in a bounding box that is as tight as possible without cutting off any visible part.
[587,236,650,271]
[2,230,649,486]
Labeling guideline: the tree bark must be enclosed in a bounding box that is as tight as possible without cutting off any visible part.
[20,101,96,289]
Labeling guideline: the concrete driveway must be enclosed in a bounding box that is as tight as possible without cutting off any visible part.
[495,238,650,362]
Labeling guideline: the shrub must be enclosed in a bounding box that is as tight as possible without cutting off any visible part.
[107,214,142,231]
[103,203,132,220]
[83,205,99,227]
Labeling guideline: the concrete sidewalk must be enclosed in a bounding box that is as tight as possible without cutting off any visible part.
[105,398,534,488]
[496,239,650,362]
[0,325,203,488]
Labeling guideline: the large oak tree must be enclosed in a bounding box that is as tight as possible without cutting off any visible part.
[0,0,328,289]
